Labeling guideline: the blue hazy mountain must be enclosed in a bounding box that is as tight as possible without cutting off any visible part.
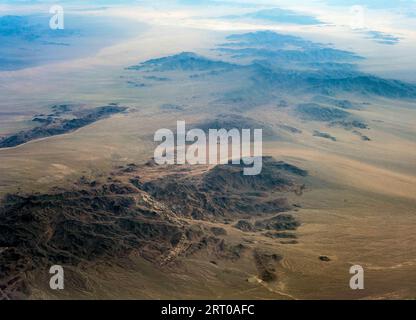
[219,31,416,99]
[127,52,238,71]
[366,31,400,45]
[217,47,363,63]
[129,31,416,101]
[249,60,416,99]
[0,15,79,70]
[0,13,144,71]
[218,31,362,62]
[307,75,416,98]
[0,15,79,41]
[296,103,350,121]
[223,31,319,49]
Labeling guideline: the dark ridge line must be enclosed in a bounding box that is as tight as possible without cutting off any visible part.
[0,105,127,149]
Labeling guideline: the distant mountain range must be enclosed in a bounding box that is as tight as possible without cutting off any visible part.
[128,31,416,100]
[127,52,238,72]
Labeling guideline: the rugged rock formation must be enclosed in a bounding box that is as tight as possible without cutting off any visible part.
[0,105,127,148]
[0,157,307,299]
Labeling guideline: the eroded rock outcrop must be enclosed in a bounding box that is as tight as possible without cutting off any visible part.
[0,157,307,298]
